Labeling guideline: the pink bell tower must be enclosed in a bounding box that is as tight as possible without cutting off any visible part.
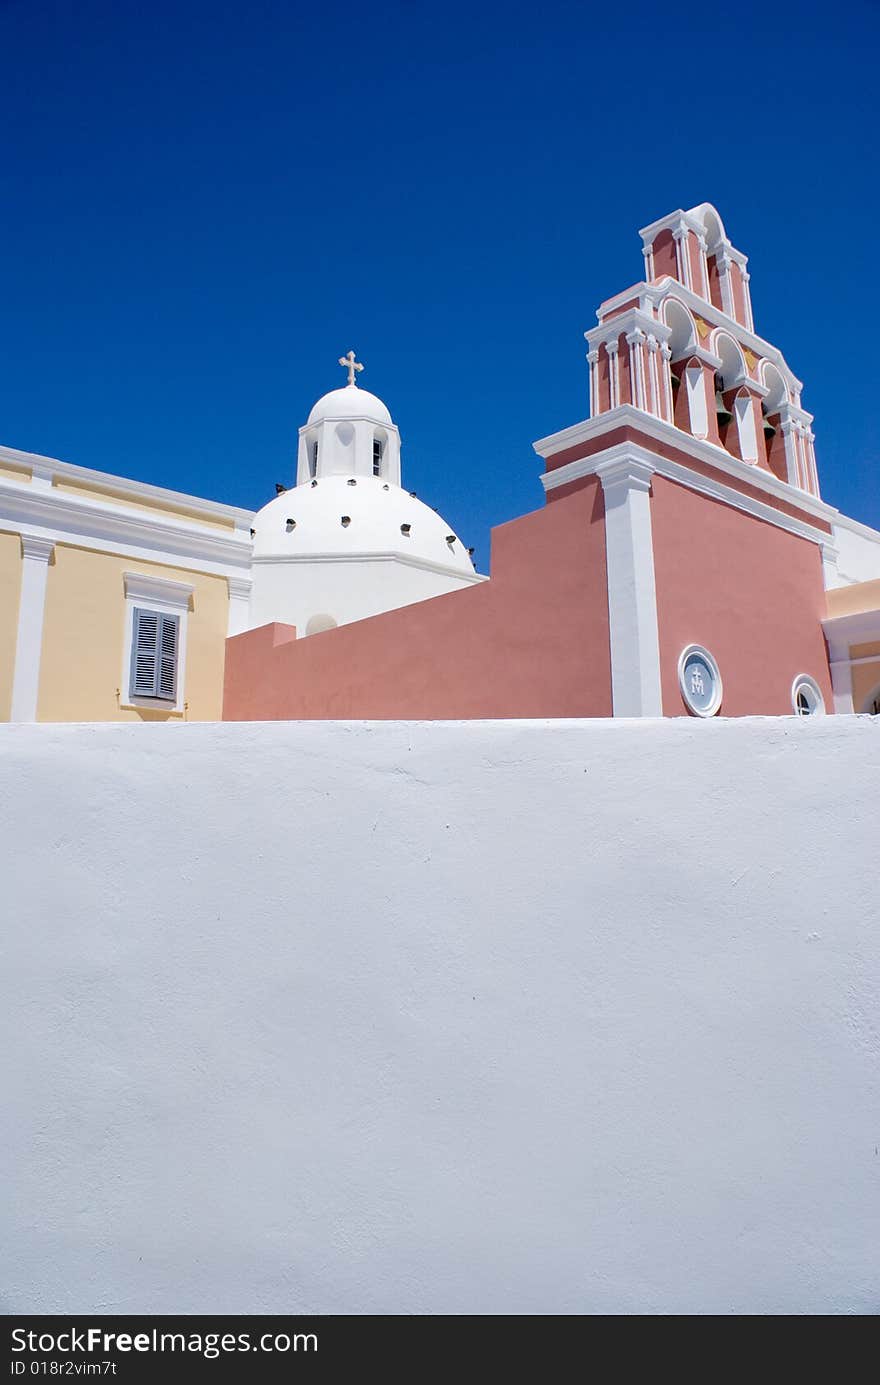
[534,202,834,717]
[582,204,819,496]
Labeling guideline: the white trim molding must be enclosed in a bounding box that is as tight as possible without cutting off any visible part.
[594,456,662,718]
[0,475,252,579]
[120,572,195,714]
[227,576,253,637]
[0,442,255,528]
[123,571,195,610]
[10,535,55,722]
[596,276,804,397]
[250,550,488,583]
[534,407,837,548]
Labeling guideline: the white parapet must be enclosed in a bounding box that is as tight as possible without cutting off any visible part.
[1,716,877,1314]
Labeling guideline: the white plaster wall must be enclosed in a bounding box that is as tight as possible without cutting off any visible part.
[1,716,877,1316]
[248,556,483,634]
[830,515,880,586]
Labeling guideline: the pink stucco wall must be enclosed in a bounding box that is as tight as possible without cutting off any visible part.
[651,229,677,281]
[223,480,613,721]
[650,475,832,716]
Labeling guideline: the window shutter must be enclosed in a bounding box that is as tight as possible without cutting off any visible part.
[158,614,179,701]
[130,608,160,696]
[129,608,180,701]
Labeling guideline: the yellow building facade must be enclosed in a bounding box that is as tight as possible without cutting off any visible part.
[823,572,880,717]
[0,444,253,723]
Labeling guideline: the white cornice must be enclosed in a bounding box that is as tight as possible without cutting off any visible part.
[544,439,832,549]
[0,443,255,527]
[532,405,836,522]
[822,610,880,652]
[831,511,880,546]
[123,571,195,609]
[638,208,705,245]
[594,456,655,498]
[586,308,672,350]
[251,550,488,583]
[533,413,836,545]
[298,418,401,438]
[595,279,803,394]
[0,474,253,578]
[678,346,723,371]
[19,534,55,561]
[227,575,254,598]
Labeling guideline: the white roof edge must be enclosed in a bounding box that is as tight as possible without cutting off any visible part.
[833,510,880,545]
[0,442,256,524]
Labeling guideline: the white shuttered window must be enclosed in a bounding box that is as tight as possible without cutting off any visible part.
[129,607,179,700]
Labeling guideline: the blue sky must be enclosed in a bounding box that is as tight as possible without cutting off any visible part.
[1,0,878,560]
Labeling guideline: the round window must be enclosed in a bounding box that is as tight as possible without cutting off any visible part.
[678,644,722,717]
[791,675,825,716]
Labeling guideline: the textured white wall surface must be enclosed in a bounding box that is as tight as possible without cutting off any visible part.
[831,516,880,586]
[1,716,878,1316]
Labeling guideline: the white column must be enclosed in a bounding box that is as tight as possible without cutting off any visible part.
[780,420,800,489]
[821,543,840,590]
[10,535,54,723]
[697,234,710,299]
[606,341,620,409]
[672,228,691,289]
[659,342,674,423]
[587,349,600,417]
[717,251,735,317]
[740,268,754,331]
[828,654,854,715]
[642,244,655,280]
[646,335,661,416]
[595,457,663,717]
[227,576,253,637]
[626,329,647,410]
[805,430,819,496]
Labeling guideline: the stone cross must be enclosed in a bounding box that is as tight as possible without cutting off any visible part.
[339,350,364,387]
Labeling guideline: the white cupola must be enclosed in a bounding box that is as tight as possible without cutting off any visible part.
[246,353,484,637]
[296,351,402,487]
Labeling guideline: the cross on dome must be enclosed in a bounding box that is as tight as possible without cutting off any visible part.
[338,350,364,388]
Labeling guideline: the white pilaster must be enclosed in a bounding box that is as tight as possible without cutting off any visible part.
[672,227,691,290]
[828,656,854,714]
[696,234,710,300]
[587,349,600,417]
[606,341,620,409]
[227,576,253,636]
[741,268,754,331]
[805,430,819,496]
[717,251,735,317]
[821,543,840,590]
[10,535,54,722]
[625,329,648,411]
[595,457,663,717]
[780,419,800,489]
[646,335,661,417]
[659,342,674,423]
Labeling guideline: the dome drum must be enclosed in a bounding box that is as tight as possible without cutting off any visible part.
[297,386,401,487]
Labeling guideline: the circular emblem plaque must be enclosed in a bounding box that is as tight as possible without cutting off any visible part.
[678,644,722,717]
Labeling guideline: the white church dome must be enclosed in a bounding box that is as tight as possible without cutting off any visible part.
[252,474,476,574]
[307,386,392,427]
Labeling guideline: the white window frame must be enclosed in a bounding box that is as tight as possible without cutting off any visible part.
[791,674,826,717]
[678,643,723,717]
[121,572,193,713]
